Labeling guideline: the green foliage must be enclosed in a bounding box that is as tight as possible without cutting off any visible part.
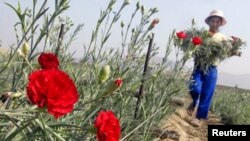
[212,89,250,125]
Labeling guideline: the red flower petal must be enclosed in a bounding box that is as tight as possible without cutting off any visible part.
[176,31,187,39]
[27,70,48,108]
[26,69,79,119]
[38,53,59,69]
[192,36,202,45]
[94,110,121,141]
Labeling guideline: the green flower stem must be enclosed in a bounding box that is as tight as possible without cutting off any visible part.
[23,57,34,70]
[121,8,139,50]
[120,105,167,141]
[76,94,113,109]
[35,118,66,141]
[97,3,127,61]
[38,114,50,141]
[86,1,114,59]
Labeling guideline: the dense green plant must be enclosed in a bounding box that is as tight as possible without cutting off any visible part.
[212,89,250,125]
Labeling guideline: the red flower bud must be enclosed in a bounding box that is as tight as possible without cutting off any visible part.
[148,18,160,30]
[102,78,123,96]
[115,78,123,87]
[192,36,202,46]
[151,18,160,27]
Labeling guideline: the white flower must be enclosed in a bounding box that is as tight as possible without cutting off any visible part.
[211,33,226,42]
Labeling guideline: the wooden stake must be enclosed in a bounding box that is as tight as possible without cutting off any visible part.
[134,34,154,119]
[55,24,65,56]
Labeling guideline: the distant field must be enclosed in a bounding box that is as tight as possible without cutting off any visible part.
[212,84,250,125]
[216,84,250,93]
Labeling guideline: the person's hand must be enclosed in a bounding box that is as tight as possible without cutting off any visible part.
[231,52,242,57]
[236,52,242,57]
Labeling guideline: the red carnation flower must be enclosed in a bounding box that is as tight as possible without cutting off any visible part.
[94,110,121,141]
[38,53,59,69]
[176,31,187,39]
[192,36,202,46]
[27,69,78,119]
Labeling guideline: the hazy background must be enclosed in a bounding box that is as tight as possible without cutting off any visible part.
[1,0,250,89]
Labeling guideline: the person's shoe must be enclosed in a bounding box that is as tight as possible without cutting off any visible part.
[186,103,195,116]
[190,118,202,127]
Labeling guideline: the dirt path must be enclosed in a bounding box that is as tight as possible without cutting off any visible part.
[153,97,223,141]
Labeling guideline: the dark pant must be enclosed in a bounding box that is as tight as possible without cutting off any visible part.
[189,66,217,119]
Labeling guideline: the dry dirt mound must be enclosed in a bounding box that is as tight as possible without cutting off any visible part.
[153,97,223,141]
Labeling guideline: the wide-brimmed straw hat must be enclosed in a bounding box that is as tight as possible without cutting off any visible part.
[205,9,227,26]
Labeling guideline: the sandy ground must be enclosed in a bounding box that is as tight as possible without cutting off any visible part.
[153,96,223,141]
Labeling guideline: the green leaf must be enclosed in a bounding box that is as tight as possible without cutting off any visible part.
[5,2,22,22]
[102,33,111,45]
[130,81,141,91]
[88,126,97,134]
[17,1,21,14]
[35,8,49,20]
[4,122,31,141]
